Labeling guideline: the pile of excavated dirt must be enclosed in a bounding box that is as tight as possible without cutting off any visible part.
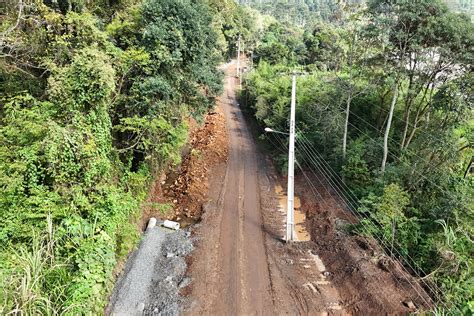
[139,106,228,230]
[163,107,228,223]
[294,173,434,314]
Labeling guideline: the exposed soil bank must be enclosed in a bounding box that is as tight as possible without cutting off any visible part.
[294,171,433,314]
[164,107,229,223]
[141,105,229,230]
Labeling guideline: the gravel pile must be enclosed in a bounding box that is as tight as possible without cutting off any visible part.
[143,231,193,316]
[162,231,193,257]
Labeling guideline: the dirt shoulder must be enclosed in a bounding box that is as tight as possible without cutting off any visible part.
[295,173,433,314]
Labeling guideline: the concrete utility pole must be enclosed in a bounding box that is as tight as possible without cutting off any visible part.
[265,71,304,242]
[286,71,297,242]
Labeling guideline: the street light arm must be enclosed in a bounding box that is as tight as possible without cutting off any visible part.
[264,127,289,135]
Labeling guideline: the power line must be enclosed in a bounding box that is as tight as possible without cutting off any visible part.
[265,121,447,310]
[294,164,434,309]
[345,120,456,196]
[371,102,440,145]
[254,69,454,311]
[347,109,450,168]
[294,134,449,310]
[294,143,439,310]
[299,94,458,197]
[274,131,442,307]
[295,159,325,201]
[297,101,456,195]
[297,136,430,276]
[296,132,448,286]
[294,145,436,310]
[264,132,287,155]
[277,130,456,301]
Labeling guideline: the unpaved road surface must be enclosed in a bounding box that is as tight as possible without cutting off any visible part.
[184,61,347,315]
[186,62,274,314]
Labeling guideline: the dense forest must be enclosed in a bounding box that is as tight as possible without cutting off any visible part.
[238,0,474,25]
[0,0,257,313]
[241,0,473,313]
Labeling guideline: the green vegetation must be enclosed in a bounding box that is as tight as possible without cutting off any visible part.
[0,0,255,313]
[1,0,472,313]
[242,0,473,312]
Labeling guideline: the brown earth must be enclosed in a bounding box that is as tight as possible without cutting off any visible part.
[139,104,228,230]
[294,173,434,314]
[163,107,229,223]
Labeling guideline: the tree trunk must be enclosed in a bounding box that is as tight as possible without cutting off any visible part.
[376,89,390,131]
[403,110,420,150]
[342,94,352,160]
[400,109,410,151]
[381,82,398,173]
[400,74,415,150]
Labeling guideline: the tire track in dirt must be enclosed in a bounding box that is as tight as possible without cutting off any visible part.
[185,61,274,315]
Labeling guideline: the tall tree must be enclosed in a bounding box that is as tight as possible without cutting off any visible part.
[366,0,473,172]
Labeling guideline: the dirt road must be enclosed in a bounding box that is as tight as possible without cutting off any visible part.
[186,61,354,316]
[186,62,274,314]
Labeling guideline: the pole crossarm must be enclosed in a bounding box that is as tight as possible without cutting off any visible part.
[276,71,308,77]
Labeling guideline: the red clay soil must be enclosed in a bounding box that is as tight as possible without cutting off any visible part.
[294,172,435,314]
[139,106,228,229]
[164,108,228,223]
